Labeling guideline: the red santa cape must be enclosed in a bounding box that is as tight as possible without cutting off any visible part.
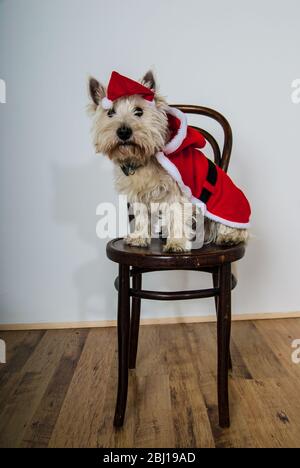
[156,107,251,229]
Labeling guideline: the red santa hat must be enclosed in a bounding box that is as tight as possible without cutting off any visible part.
[101,71,155,109]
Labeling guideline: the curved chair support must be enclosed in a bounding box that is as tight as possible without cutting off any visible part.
[190,126,221,166]
[114,270,237,297]
[171,104,233,172]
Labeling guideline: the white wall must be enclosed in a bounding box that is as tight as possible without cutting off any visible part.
[1,0,300,325]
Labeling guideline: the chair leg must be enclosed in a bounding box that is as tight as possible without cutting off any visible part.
[114,264,130,427]
[217,263,232,428]
[213,268,232,371]
[129,273,142,369]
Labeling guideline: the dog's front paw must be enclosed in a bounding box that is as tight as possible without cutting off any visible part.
[163,239,191,253]
[124,235,150,248]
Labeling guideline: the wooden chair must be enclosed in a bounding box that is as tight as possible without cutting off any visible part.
[106,105,247,429]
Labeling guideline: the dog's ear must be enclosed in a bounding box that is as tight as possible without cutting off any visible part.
[88,76,106,106]
[141,70,156,91]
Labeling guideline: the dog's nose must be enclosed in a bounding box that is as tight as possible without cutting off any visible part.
[117,126,133,141]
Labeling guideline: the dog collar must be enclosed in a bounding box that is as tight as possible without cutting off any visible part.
[120,162,141,176]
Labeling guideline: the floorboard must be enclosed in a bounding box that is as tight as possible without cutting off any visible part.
[1,319,300,448]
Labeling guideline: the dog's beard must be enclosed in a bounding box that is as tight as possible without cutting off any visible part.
[108,140,155,167]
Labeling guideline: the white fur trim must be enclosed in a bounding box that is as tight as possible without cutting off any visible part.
[205,210,250,229]
[146,99,156,107]
[190,196,207,214]
[102,97,113,109]
[163,106,188,155]
[155,151,206,215]
[155,150,250,229]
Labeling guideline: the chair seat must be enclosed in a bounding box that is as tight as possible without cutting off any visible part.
[106,238,246,269]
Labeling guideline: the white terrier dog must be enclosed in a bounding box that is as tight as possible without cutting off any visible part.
[88,70,250,252]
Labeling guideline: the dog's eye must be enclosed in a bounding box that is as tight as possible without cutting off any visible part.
[133,107,143,117]
[107,108,116,118]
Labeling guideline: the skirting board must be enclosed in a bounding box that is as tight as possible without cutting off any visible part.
[1,311,300,331]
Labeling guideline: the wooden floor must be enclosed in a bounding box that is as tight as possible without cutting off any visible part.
[1,318,300,448]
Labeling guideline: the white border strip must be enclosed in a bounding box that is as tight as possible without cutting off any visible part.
[1,312,300,331]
